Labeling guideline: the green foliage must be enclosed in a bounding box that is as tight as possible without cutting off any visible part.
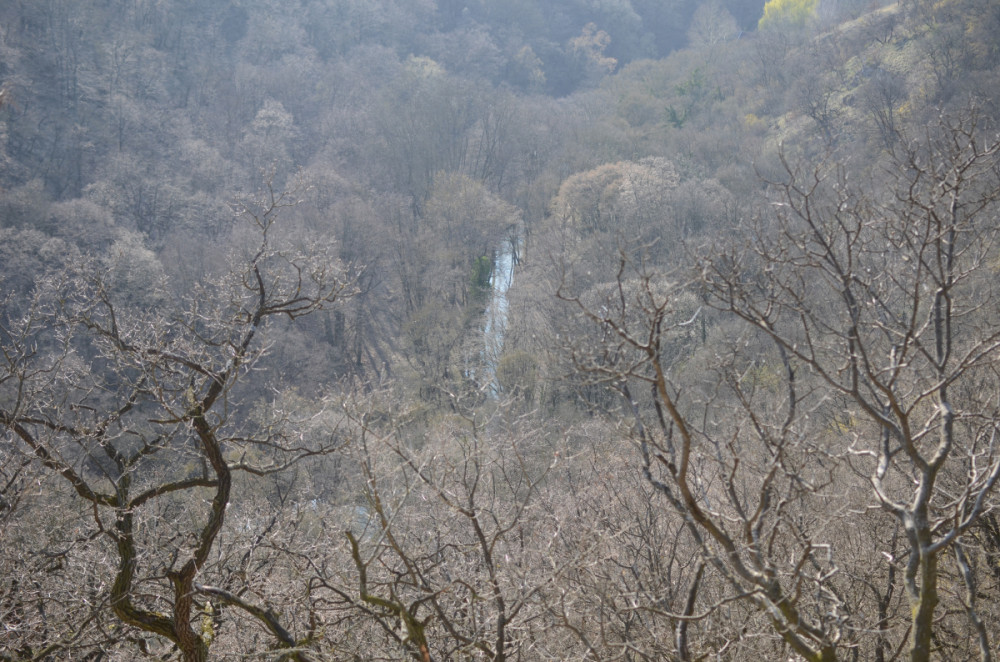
[469,254,493,308]
[758,0,818,30]
[674,67,707,98]
[665,104,687,128]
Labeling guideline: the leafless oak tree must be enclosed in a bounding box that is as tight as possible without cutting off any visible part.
[560,108,1000,662]
[1,181,355,661]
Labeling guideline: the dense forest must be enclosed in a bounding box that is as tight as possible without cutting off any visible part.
[3,0,1000,660]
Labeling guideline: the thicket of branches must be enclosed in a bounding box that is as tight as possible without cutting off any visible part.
[4,0,1000,660]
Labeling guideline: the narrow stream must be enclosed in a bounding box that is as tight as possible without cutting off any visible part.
[481,233,519,395]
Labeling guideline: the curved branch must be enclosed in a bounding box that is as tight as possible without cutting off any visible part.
[195,584,311,662]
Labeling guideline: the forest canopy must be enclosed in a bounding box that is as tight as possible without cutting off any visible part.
[3,0,1000,660]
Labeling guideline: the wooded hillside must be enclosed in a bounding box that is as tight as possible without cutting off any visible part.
[3,0,1000,660]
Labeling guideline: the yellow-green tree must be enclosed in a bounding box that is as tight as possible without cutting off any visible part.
[758,0,817,30]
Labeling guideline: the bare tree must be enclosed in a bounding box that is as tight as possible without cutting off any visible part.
[560,108,1000,662]
[702,111,1000,662]
[860,64,908,150]
[560,270,849,662]
[538,422,712,662]
[0,180,355,661]
[307,394,568,662]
